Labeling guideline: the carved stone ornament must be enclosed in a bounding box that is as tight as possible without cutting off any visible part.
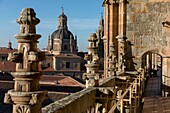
[29,94,38,105]
[7,52,23,63]
[16,105,30,113]
[28,52,37,63]
[4,93,13,104]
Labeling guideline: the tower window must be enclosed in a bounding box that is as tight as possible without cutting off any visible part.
[66,62,70,68]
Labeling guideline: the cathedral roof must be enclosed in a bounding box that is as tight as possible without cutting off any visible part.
[51,29,74,40]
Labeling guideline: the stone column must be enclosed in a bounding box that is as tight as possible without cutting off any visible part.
[102,1,119,77]
[146,54,150,75]
[116,0,127,72]
[83,33,100,88]
[4,8,47,113]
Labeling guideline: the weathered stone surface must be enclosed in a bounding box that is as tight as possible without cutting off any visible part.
[4,8,47,113]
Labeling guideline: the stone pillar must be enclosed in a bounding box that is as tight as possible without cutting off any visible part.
[149,53,152,74]
[152,53,155,69]
[83,33,100,88]
[4,8,47,113]
[146,54,150,75]
[155,54,158,70]
[116,0,127,73]
[102,1,119,77]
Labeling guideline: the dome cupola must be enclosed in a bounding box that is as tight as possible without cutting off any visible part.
[58,7,68,29]
[51,8,74,40]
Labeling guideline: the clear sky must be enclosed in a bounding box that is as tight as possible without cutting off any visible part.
[0,0,104,52]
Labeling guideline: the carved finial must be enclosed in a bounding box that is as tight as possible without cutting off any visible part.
[101,12,103,19]
[17,8,40,34]
[61,6,64,14]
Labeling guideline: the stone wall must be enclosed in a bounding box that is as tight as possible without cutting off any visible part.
[127,0,170,63]
[126,0,170,96]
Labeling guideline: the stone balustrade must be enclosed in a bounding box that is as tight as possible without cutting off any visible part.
[42,69,145,113]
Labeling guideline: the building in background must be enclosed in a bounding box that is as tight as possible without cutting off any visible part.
[42,9,84,77]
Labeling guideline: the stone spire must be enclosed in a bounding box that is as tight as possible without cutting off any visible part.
[96,13,104,58]
[83,33,100,88]
[48,34,53,51]
[4,8,47,113]
[7,39,12,49]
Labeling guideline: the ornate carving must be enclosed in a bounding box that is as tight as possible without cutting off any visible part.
[108,43,117,76]
[29,94,38,105]
[8,52,23,63]
[28,52,37,63]
[6,8,47,113]
[83,33,100,87]
[17,8,40,34]
[4,93,13,104]
[16,105,30,113]
[15,81,30,92]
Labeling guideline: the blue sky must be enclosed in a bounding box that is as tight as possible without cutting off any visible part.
[0,0,104,51]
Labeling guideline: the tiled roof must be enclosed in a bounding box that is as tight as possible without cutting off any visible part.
[0,48,17,55]
[40,75,85,87]
[0,61,16,72]
[41,67,55,72]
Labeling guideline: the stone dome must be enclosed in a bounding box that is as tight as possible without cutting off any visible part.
[51,8,74,40]
[51,29,74,40]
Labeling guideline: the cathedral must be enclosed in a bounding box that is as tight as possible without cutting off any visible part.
[42,9,104,75]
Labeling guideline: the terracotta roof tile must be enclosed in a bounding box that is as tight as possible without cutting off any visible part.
[0,48,17,54]
[0,61,16,72]
[40,75,85,87]
[41,67,55,72]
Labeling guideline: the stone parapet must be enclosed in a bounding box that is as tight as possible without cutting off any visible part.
[42,87,96,113]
